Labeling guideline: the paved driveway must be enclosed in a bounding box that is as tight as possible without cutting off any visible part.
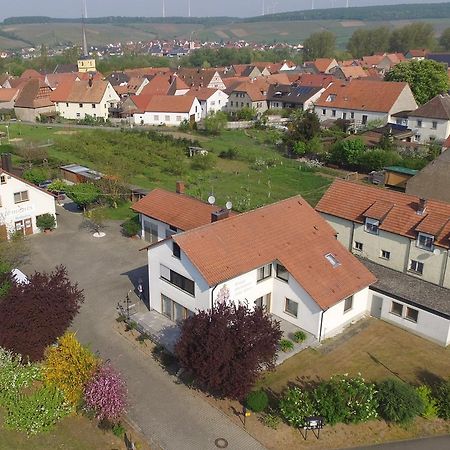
[23,204,265,450]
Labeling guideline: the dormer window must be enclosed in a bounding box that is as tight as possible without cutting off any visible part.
[325,253,340,268]
[365,218,379,235]
[326,94,336,102]
[417,232,434,251]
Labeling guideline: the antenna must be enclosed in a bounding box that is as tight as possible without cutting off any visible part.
[226,201,233,210]
[208,195,216,205]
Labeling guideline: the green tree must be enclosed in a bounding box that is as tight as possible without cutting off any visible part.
[389,22,436,54]
[303,31,336,60]
[440,27,450,50]
[347,27,390,58]
[284,110,321,150]
[329,138,366,168]
[66,183,101,210]
[203,111,228,135]
[385,59,449,105]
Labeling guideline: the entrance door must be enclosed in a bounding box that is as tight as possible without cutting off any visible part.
[14,220,24,235]
[0,225,7,241]
[24,218,33,236]
[371,294,383,318]
[161,295,172,319]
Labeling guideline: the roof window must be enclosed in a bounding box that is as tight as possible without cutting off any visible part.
[325,253,341,268]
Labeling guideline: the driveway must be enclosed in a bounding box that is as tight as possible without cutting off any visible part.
[23,204,265,450]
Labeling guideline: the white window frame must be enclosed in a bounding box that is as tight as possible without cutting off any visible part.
[390,301,403,316]
[257,264,272,282]
[405,307,419,323]
[380,249,391,260]
[409,259,424,275]
[417,232,434,251]
[344,296,353,313]
[13,190,29,204]
[365,217,379,235]
[354,241,363,251]
[284,298,298,318]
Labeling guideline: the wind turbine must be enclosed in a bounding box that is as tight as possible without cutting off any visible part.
[162,0,165,18]
[188,0,191,17]
[347,0,350,7]
[262,0,265,16]
[311,0,314,10]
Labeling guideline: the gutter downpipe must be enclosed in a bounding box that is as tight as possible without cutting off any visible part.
[211,284,218,309]
[318,310,324,342]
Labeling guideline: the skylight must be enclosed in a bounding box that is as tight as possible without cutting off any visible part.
[325,253,341,268]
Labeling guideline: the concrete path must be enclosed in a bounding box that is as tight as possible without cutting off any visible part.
[23,204,265,450]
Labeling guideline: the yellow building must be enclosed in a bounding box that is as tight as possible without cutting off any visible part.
[77,56,96,73]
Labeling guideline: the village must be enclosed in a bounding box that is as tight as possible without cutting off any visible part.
[1,2,450,450]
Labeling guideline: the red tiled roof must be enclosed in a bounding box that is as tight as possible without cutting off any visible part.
[315,79,413,113]
[287,73,335,88]
[0,88,19,102]
[51,79,110,103]
[140,94,197,113]
[173,196,376,309]
[132,188,234,231]
[139,74,171,96]
[124,67,171,78]
[316,180,450,249]
[340,66,368,79]
[313,58,337,73]
[187,87,219,101]
[14,79,54,109]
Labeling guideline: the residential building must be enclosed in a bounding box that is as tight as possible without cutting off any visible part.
[305,58,339,74]
[146,196,376,340]
[316,180,450,289]
[225,79,269,115]
[330,65,368,81]
[267,84,323,111]
[406,49,428,60]
[0,167,56,239]
[314,80,418,127]
[0,88,19,110]
[187,87,228,118]
[51,79,120,120]
[14,79,55,122]
[175,68,226,90]
[132,95,201,126]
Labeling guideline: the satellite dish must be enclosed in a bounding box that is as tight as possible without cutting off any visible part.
[433,248,440,255]
[208,195,216,205]
[226,201,233,210]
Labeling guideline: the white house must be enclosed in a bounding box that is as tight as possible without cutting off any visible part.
[314,80,418,128]
[133,95,201,126]
[51,78,120,120]
[187,87,228,118]
[146,196,376,341]
[0,168,56,239]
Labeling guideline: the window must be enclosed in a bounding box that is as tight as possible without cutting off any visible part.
[92,103,96,108]
[362,115,368,125]
[415,134,421,141]
[257,264,272,281]
[325,253,340,268]
[169,225,177,232]
[172,242,181,259]
[76,113,81,118]
[391,301,403,316]
[365,217,379,234]
[0,175,6,184]
[342,112,347,120]
[13,191,29,204]
[409,259,424,275]
[79,103,83,108]
[326,94,336,102]
[276,264,289,282]
[417,232,434,251]
[331,110,336,117]
[284,298,298,317]
[165,115,170,122]
[344,296,353,313]
[354,241,363,251]
[66,102,69,107]
[432,121,437,129]
[154,115,159,121]
[230,101,233,106]
[176,115,182,121]
[417,119,422,128]
[406,307,419,323]
[161,267,195,296]
[380,250,390,260]
[350,112,355,119]
[322,109,326,115]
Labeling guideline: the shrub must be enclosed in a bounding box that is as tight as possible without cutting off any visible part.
[260,409,281,429]
[112,422,125,438]
[293,141,307,156]
[22,167,50,185]
[416,385,438,419]
[43,332,99,407]
[436,378,450,420]
[279,339,294,352]
[377,378,424,424]
[280,387,315,428]
[36,213,56,231]
[292,331,307,343]
[219,147,239,159]
[245,390,268,413]
[190,152,216,171]
[65,183,101,210]
[47,179,68,194]
[84,363,127,423]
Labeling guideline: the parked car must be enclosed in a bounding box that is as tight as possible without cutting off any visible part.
[38,180,53,189]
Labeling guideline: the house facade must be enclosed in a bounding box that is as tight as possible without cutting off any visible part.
[226,80,269,115]
[187,88,229,118]
[267,84,323,111]
[0,169,56,239]
[146,197,376,341]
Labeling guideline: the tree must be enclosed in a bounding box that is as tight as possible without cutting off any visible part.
[440,27,450,50]
[329,138,366,168]
[303,31,336,60]
[0,266,84,361]
[347,27,390,58]
[389,22,436,54]
[284,110,321,150]
[44,332,99,407]
[84,363,127,423]
[203,111,228,135]
[175,301,282,400]
[385,59,449,105]
[66,183,101,210]
[22,167,50,185]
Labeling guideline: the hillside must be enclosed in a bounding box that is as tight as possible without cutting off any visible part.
[0,2,449,49]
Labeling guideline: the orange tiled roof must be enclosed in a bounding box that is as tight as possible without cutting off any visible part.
[315,79,412,113]
[51,79,110,103]
[340,66,368,79]
[316,180,450,249]
[132,188,234,231]
[0,87,19,102]
[173,196,376,309]
[139,74,171,96]
[313,58,337,73]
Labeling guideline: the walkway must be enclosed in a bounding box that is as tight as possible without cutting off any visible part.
[23,204,265,450]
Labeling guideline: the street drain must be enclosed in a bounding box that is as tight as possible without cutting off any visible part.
[214,438,229,448]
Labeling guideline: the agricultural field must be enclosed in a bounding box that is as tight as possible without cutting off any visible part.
[0,123,337,216]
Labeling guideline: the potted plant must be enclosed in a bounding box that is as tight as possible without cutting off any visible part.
[36,213,56,233]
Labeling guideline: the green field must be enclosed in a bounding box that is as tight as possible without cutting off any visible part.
[1,17,449,49]
[0,123,336,215]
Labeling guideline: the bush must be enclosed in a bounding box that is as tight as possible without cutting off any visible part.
[203,111,228,135]
[36,213,56,231]
[436,378,450,420]
[66,183,101,210]
[260,409,281,429]
[416,385,438,419]
[47,179,68,194]
[219,147,239,159]
[293,141,307,156]
[190,152,216,171]
[122,216,140,237]
[245,390,268,413]
[280,387,315,428]
[22,167,50,185]
[279,339,294,352]
[377,378,424,424]
[292,331,307,343]
[112,422,125,437]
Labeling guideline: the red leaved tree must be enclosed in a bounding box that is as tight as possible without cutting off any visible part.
[0,265,84,361]
[175,301,282,400]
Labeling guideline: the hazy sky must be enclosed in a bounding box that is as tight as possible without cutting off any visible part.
[0,0,447,21]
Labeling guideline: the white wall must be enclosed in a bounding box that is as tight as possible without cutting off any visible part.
[369,289,450,346]
[315,105,387,125]
[200,90,229,118]
[408,117,450,143]
[140,214,178,241]
[0,171,56,237]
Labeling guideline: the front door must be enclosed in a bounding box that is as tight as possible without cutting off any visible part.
[371,294,383,318]
[14,220,24,235]
[24,218,33,236]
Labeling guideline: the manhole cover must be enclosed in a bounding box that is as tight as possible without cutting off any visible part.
[214,438,229,448]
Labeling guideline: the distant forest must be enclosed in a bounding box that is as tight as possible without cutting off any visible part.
[3,2,450,25]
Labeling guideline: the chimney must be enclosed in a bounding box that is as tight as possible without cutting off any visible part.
[1,153,12,172]
[417,198,427,216]
[176,181,185,194]
[211,208,229,223]
[88,73,93,87]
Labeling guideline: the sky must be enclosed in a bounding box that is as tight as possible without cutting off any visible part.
[0,0,447,21]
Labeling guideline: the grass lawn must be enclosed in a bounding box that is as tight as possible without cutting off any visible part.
[102,201,136,221]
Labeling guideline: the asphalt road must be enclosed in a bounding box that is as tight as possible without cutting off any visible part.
[352,435,450,450]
